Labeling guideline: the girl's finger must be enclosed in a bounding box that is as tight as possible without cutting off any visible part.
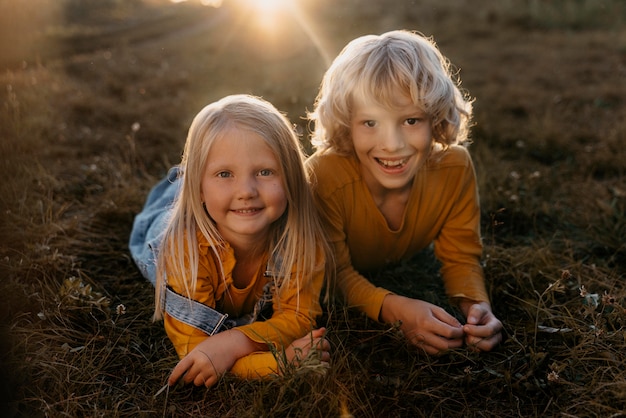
[169,361,190,386]
[204,375,217,388]
[194,372,210,387]
[319,338,331,351]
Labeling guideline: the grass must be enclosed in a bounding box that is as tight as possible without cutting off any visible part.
[1,0,625,416]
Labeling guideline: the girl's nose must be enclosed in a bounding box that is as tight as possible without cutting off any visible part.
[236,176,258,199]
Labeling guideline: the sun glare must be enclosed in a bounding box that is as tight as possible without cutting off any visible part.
[250,0,284,14]
[242,0,289,31]
[170,0,224,7]
[169,0,332,66]
[200,0,224,6]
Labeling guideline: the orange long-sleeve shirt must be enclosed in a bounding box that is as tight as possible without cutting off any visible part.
[306,145,488,321]
[164,230,324,378]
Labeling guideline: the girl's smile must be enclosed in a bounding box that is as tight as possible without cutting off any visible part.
[232,208,262,214]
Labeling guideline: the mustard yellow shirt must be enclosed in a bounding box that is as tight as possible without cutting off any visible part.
[306,145,488,321]
[164,230,324,378]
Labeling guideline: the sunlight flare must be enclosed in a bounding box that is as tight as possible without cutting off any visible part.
[168,0,332,66]
[240,0,290,32]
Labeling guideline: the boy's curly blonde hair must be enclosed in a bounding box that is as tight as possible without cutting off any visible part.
[309,30,473,156]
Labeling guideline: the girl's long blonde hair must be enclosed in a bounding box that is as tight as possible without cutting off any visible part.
[309,30,474,156]
[154,94,329,320]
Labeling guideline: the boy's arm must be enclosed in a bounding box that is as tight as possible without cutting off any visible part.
[434,151,489,303]
[333,234,391,320]
[307,163,391,321]
[434,149,502,351]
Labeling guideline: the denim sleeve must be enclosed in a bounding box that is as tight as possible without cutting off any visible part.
[164,286,228,336]
[128,167,180,286]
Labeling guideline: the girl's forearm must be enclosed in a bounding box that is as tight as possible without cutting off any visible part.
[217,329,268,359]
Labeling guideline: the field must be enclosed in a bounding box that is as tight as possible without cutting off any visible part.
[1,0,625,416]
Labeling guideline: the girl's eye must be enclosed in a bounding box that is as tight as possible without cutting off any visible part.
[217,171,232,178]
[258,169,273,176]
[405,118,419,125]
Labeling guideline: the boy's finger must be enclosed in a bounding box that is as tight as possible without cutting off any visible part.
[432,308,462,328]
[463,323,496,338]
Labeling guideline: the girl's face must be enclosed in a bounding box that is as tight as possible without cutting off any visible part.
[201,127,287,247]
[350,92,433,197]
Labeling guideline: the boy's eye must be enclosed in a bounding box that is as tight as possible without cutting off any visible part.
[258,169,273,176]
[405,118,419,125]
[364,120,376,128]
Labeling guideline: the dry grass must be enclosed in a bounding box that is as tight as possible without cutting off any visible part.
[1,0,625,416]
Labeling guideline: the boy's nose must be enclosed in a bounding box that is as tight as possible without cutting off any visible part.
[381,127,406,152]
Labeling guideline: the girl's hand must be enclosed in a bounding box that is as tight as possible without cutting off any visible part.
[381,294,464,355]
[459,299,503,352]
[168,329,261,388]
[285,327,331,367]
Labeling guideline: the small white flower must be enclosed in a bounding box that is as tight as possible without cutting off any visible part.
[547,371,559,382]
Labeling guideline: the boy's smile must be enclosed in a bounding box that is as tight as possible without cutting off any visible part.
[376,157,409,169]
[350,92,433,198]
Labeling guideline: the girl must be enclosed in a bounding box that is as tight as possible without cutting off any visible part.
[306,30,502,355]
[130,94,330,388]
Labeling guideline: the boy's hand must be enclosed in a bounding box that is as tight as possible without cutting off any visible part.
[381,294,464,355]
[459,300,503,352]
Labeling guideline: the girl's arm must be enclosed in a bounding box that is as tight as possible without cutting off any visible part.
[168,329,264,387]
[168,327,330,387]
[234,264,326,354]
[164,236,327,382]
[230,327,330,378]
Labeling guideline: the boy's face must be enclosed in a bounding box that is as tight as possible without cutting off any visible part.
[350,92,433,196]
